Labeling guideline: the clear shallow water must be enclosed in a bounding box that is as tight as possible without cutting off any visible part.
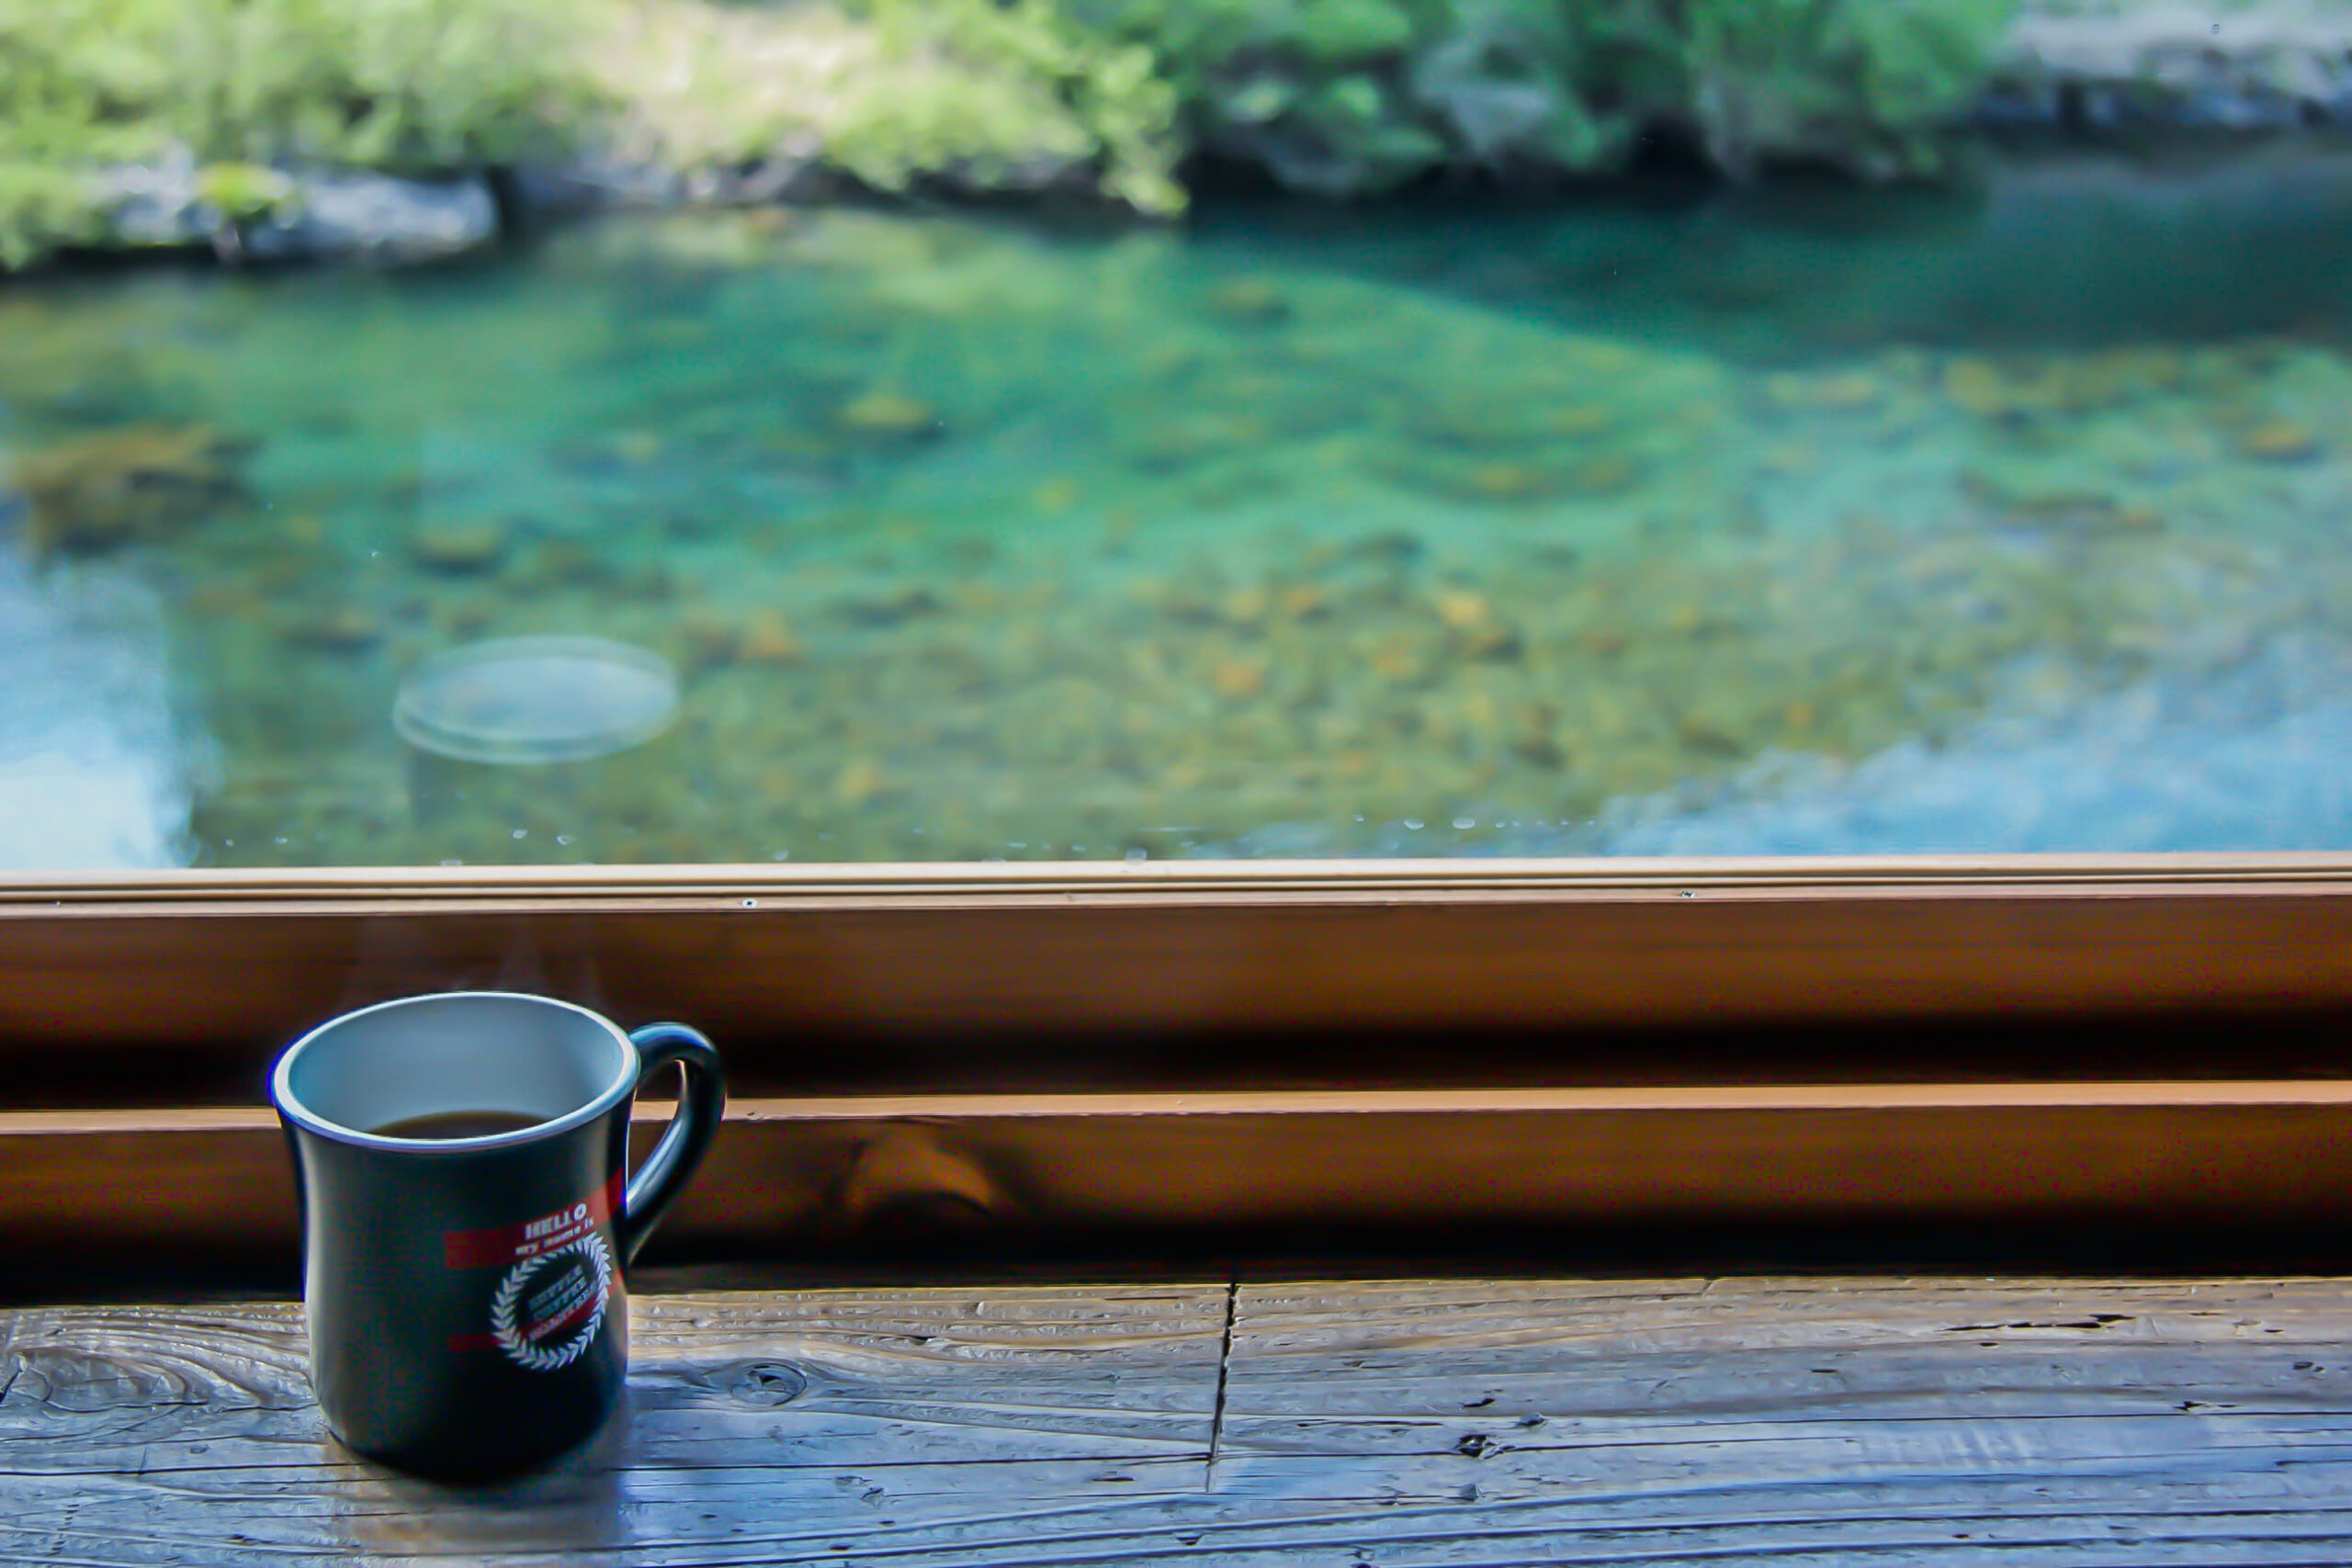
[6,150,2352,870]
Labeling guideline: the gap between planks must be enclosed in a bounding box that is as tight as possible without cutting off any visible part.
[1209,1276,1239,1486]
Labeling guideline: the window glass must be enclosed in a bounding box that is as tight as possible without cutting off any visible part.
[6,0,2350,869]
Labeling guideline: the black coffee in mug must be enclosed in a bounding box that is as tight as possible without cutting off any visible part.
[271,992,725,1477]
[370,1110,547,1140]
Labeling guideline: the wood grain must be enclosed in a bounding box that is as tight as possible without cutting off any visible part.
[6,1278,2352,1564]
[0,1285,1224,1565]
[1216,1279,2352,1495]
[10,860,2352,1060]
[8,1086,2352,1282]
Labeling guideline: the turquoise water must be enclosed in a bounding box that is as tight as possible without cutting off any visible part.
[6,150,2352,869]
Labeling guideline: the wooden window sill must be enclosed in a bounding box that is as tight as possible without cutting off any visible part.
[4,1274,2346,1563]
[4,855,2349,1284]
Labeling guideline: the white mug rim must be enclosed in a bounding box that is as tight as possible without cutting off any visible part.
[271,990,637,1155]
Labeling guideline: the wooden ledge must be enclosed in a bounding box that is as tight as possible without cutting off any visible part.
[11,851,2352,908]
[7,1082,2350,1277]
[6,1276,2350,1563]
[10,854,2352,1047]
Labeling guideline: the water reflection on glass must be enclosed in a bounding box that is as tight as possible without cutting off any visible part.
[6,151,2352,870]
[0,548,199,867]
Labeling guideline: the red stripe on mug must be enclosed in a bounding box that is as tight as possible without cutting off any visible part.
[443,1171,625,1269]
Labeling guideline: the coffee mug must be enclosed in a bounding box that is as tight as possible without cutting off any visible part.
[271,991,725,1476]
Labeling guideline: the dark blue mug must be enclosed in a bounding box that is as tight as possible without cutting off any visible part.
[271,991,724,1476]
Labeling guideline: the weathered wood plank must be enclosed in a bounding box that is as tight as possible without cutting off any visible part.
[11,1089,2352,1287]
[0,1287,1223,1471]
[6,1279,2352,1564]
[9,1466,2352,1566]
[1212,1280,2352,1527]
[0,1286,1223,1565]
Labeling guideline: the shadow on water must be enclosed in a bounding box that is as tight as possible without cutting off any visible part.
[1189,143,2352,355]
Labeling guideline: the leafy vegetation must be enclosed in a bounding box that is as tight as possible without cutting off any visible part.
[0,165,110,265]
[0,0,592,168]
[845,0,1180,210]
[590,0,1182,214]
[1069,0,2018,186]
[0,0,595,263]
[0,0,2026,266]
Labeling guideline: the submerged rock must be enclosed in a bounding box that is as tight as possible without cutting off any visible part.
[412,518,510,573]
[832,389,943,443]
[283,605,386,654]
[1435,590,1491,631]
[740,609,805,665]
[835,585,944,626]
[1206,276,1293,325]
[1939,346,2184,423]
[520,538,618,590]
[1944,356,2021,419]
[1122,411,1270,472]
[677,609,747,671]
[1210,656,1267,699]
[1770,370,1888,413]
[2240,419,2321,460]
[832,758,889,806]
[9,423,252,556]
[676,606,805,670]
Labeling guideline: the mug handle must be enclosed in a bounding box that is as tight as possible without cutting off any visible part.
[619,1023,726,1265]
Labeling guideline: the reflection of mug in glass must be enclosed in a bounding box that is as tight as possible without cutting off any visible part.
[271,991,724,1477]
[393,637,682,838]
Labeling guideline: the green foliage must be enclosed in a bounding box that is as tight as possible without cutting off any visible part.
[0,0,594,171]
[0,0,2024,265]
[589,0,1184,216]
[0,0,595,265]
[1672,0,2019,173]
[0,165,107,268]
[843,0,1185,213]
[1064,0,2019,186]
[1826,0,2021,122]
[195,160,299,221]
[1073,0,1432,81]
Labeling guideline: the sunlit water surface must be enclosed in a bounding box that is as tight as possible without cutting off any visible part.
[6,149,2352,868]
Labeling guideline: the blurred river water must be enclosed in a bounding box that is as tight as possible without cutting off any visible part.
[6,149,2352,868]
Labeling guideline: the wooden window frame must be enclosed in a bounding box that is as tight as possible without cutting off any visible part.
[6,853,2352,1282]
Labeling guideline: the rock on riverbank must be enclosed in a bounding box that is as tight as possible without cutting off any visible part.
[1988,0,2352,131]
[93,152,498,264]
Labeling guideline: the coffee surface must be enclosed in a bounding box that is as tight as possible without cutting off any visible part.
[368,1110,544,1140]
